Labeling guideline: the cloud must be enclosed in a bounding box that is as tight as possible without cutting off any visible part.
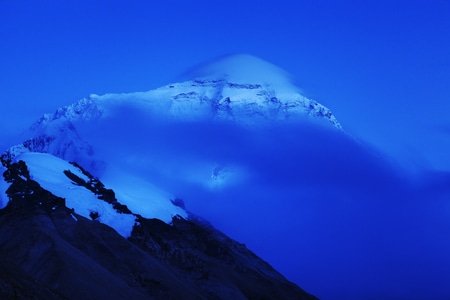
[73,105,450,300]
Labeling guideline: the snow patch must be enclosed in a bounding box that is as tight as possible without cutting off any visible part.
[71,213,78,221]
[100,165,187,223]
[15,152,136,238]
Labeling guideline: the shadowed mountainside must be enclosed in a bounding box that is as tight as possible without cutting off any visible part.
[0,159,317,300]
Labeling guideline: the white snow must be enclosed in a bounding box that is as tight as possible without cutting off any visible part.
[5,144,30,161]
[82,78,340,128]
[9,152,187,235]
[21,152,90,182]
[14,152,136,238]
[100,165,188,223]
[183,54,299,92]
[71,213,78,221]
[33,54,340,130]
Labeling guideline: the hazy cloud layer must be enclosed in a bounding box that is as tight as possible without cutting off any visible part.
[74,105,450,300]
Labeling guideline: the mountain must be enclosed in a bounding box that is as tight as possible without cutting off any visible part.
[1,53,343,223]
[0,54,335,299]
[7,54,448,300]
[0,152,316,299]
[5,54,341,166]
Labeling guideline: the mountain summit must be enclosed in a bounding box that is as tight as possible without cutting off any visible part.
[27,54,341,129]
[4,54,342,169]
[0,54,343,299]
[1,54,345,239]
[181,54,297,90]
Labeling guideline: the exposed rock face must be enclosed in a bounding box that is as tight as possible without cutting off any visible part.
[0,160,317,300]
[0,257,66,300]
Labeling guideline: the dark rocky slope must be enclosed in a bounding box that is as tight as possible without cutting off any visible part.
[0,160,317,300]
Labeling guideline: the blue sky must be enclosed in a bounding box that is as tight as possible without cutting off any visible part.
[1,0,449,170]
[1,1,450,299]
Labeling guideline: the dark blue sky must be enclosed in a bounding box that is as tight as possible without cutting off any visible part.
[1,1,450,299]
[1,0,450,170]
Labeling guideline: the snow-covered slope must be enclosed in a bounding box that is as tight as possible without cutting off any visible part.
[19,152,137,237]
[1,152,186,237]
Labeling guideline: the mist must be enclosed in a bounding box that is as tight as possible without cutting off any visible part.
[70,104,450,300]
[0,129,25,154]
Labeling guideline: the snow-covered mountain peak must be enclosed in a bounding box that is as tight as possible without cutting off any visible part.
[2,55,343,181]
[0,49,343,246]
[182,54,297,92]
[23,54,341,133]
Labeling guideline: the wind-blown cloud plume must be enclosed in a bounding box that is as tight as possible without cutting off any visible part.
[73,104,450,300]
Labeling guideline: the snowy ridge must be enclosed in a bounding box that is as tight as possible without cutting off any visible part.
[28,81,341,131]
[69,89,333,128]
[17,152,136,237]
[28,54,341,130]
[3,117,95,170]
[30,97,103,128]
[2,55,343,175]
[1,152,187,236]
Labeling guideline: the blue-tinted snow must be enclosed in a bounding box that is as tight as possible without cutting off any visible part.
[15,152,136,238]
